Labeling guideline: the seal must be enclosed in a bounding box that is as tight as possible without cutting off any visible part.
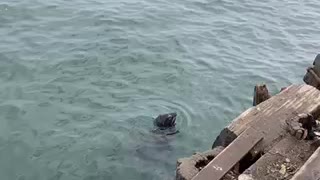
[152,112,179,135]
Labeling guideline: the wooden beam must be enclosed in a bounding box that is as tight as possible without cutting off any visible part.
[290,146,320,180]
[253,84,271,106]
[240,135,316,180]
[192,127,263,180]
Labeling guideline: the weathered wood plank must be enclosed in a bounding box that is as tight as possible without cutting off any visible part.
[179,84,320,180]
[240,135,316,180]
[290,146,320,180]
[212,84,320,152]
[192,128,263,180]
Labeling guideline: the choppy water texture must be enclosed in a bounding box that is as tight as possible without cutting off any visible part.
[0,0,320,179]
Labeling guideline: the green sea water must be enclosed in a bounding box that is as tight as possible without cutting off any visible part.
[0,0,320,179]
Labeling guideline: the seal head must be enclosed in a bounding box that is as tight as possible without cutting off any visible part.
[154,112,177,129]
[152,113,179,135]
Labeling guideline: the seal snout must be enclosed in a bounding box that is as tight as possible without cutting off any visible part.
[167,113,177,126]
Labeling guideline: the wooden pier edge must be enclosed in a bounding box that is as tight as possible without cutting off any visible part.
[212,84,320,149]
[176,84,320,180]
[192,127,264,180]
[176,54,320,180]
[290,146,320,180]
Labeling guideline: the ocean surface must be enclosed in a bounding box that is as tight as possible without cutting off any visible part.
[0,0,319,179]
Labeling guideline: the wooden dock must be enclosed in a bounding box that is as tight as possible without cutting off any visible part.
[192,127,263,180]
[176,54,320,180]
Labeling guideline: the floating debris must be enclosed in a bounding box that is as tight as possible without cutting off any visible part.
[279,164,286,175]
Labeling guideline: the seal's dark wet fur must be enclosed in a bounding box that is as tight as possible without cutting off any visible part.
[154,113,177,129]
[153,113,179,135]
